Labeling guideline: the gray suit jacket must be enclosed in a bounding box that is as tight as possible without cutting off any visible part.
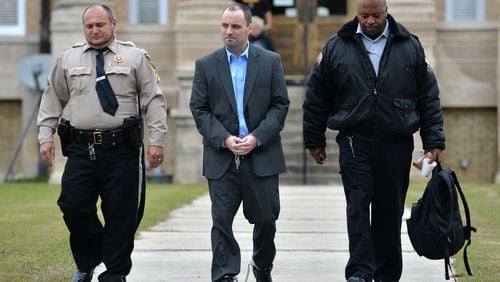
[190,45,289,179]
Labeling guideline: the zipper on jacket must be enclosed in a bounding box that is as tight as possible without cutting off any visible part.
[347,135,356,158]
[355,35,379,82]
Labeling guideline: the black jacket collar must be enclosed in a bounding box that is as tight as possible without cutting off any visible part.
[337,14,411,41]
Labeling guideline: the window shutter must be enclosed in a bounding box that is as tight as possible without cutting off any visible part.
[0,0,17,25]
[453,0,476,20]
[138,0,159,23]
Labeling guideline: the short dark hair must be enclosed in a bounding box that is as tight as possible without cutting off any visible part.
[222,3,252,25]
[82,4,115,23]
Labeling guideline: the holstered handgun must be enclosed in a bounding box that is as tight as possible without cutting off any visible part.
[57,118,73,156]
[123,115,143,149]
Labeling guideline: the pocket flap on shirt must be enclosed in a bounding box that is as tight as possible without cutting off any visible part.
[68,67,91,76]
[106,66,131,75]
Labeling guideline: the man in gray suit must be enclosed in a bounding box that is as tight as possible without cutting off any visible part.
[190,3,289,282]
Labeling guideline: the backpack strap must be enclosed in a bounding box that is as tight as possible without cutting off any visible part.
[437,163,455,280]
[444,249,450,280]
[437,164,457,246]
[451,170,477,276]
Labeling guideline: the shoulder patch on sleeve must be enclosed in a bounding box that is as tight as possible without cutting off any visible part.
[425,57,434,72]
[315,52,323,64]
[148,56,161,83]
[142,51,160,84]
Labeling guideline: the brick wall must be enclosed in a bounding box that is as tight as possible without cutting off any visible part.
[441,108,497,182]
[0,101,22,178]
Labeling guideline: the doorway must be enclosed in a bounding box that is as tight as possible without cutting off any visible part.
[268,0,352,76]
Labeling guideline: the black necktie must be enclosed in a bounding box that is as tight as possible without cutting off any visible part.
[95,49,119,115]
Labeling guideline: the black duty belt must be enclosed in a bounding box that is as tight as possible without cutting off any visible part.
[73,127,128,148]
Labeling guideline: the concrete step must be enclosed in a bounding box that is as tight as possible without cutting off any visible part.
[278,84,342,185]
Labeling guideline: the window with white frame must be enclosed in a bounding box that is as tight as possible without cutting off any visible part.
[129,0,168,25]
[445,0,485,21]
[0,0,25,36]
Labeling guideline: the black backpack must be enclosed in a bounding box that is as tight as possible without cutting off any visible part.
[406,163,477,280]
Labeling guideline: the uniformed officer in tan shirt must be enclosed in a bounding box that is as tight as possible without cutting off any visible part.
[37,4,166,282]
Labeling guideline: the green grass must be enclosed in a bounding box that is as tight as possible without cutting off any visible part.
[1,181,497,281]
[0,182,207,281]
[406,183,500,281]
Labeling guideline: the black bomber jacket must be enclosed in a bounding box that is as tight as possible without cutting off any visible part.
[303,14,445,151]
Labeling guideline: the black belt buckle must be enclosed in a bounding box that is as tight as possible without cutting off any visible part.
[93,130,103,145]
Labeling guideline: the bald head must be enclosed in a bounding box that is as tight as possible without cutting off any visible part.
[356,0,388,39]
[82,4,116,49]
[357,0,386,7]
[82,4,114,24]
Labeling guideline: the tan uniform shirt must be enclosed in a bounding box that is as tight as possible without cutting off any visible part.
[37,39,167,147]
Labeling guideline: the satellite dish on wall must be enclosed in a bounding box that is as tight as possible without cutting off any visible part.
[16,53,53,92]
[4,54,53,182]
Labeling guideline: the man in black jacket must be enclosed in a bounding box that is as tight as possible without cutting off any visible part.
[302,0,445,281]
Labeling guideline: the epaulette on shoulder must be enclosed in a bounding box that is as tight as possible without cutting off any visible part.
[117,40,150,57]
[72,42,86,48]
[126,41,150,57]
[117,40,136,47]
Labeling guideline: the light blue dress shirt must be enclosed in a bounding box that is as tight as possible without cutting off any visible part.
[356,20,389,76]
[226,44,250,137]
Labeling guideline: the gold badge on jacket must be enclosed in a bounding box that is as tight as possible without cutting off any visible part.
[113,55,124,63]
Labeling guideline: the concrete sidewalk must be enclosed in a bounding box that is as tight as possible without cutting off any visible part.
[94,185,447,281]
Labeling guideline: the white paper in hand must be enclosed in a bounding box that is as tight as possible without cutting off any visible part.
[421,157,437,177]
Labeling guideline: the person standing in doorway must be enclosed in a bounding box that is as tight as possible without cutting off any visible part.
[235,0,273,30]
[37,4,167,282]
[190,3,289,281]
[302,0,445,281]
[249,16,275,52]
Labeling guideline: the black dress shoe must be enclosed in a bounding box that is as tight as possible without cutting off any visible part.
[72,267,94,282]
[98,273,127,282]
[216,275,238,281]
[347,277,366,282]
[251,263,272,282]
